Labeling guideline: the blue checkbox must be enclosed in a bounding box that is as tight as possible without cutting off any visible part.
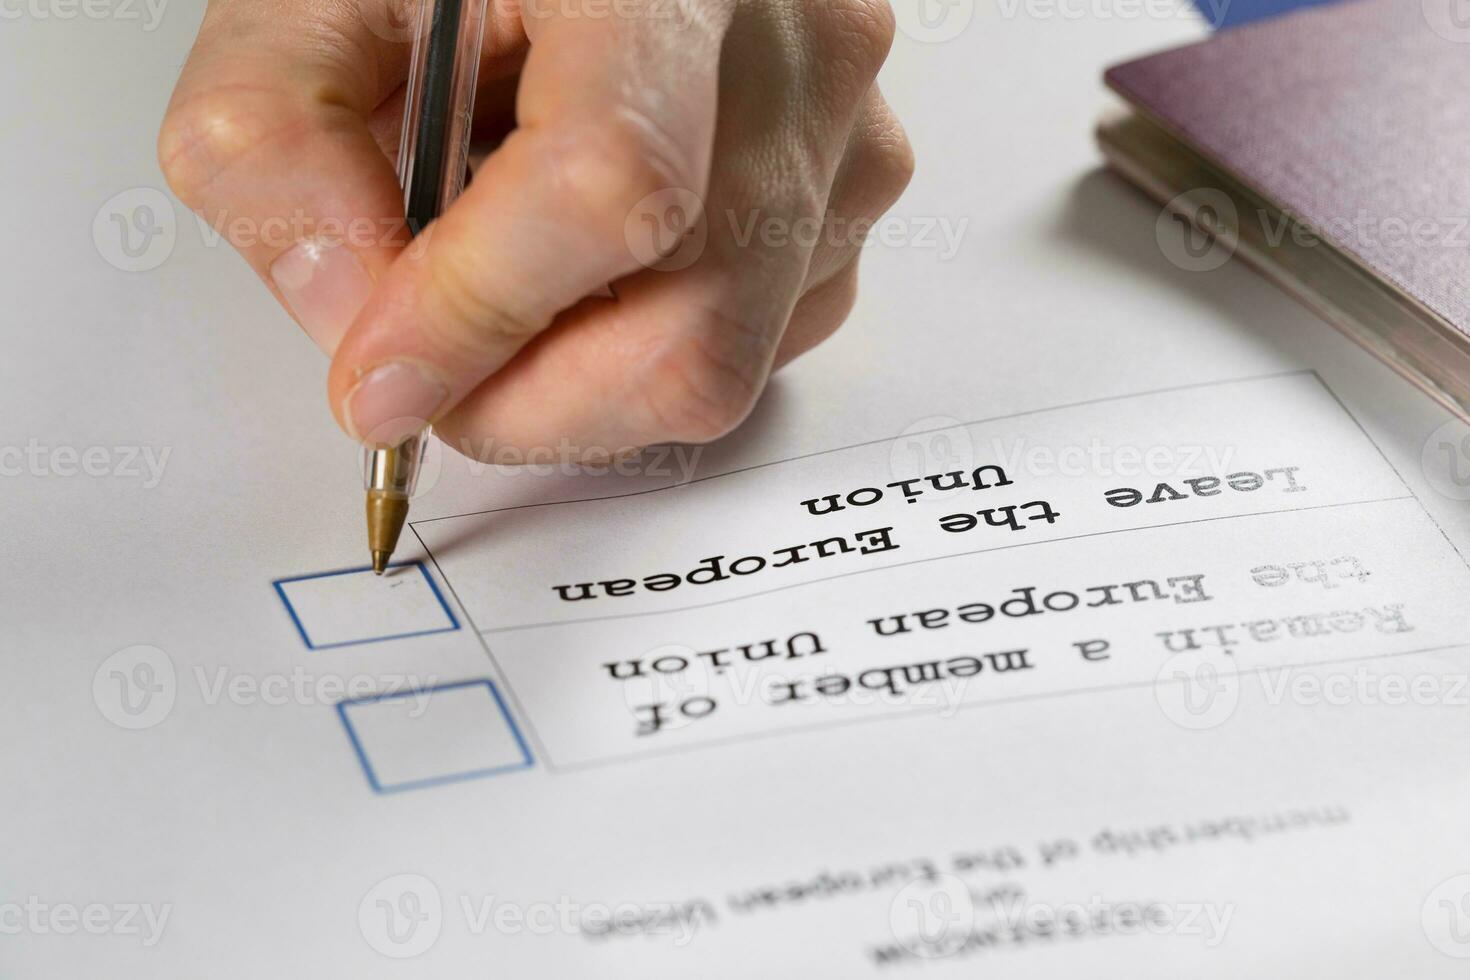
[273,562,460,650]
[337,680,534,793]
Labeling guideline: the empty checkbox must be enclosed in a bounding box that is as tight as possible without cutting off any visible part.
[274,562,460,650]
[337,680,533,793]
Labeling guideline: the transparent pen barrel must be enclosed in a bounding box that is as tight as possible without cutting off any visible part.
[397,0,490,222]
[362,436,426,495]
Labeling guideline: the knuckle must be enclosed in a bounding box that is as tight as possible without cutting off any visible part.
[887,134,918,192]
[815,0,898,83]
[157,86,295,209]
[843,95,915,215]
[641,316,768,444]
[826,263,863,323]
[869,118,916,206]
[546,111,701,234]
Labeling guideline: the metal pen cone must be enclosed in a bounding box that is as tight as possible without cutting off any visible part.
[366,489,410,572]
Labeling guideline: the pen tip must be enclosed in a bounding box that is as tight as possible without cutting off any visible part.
[372,551,390,575]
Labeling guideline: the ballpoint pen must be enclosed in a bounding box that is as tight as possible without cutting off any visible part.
[365,0,489,574]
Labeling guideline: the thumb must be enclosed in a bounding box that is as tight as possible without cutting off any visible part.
[327,7,722,448]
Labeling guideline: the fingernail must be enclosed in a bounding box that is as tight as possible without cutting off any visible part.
[270,238,374,354]
[346,361,450,447]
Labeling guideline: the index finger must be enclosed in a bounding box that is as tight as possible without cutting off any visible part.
[158,0,526,352]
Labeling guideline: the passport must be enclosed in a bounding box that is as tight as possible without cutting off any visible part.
[1100,0,1470,419]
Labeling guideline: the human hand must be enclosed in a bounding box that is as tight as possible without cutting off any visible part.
[159,0,913,457]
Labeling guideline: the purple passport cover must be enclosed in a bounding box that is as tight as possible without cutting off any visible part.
[1106,0,1470,336]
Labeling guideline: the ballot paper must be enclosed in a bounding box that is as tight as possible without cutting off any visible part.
[11,4,1470,979]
